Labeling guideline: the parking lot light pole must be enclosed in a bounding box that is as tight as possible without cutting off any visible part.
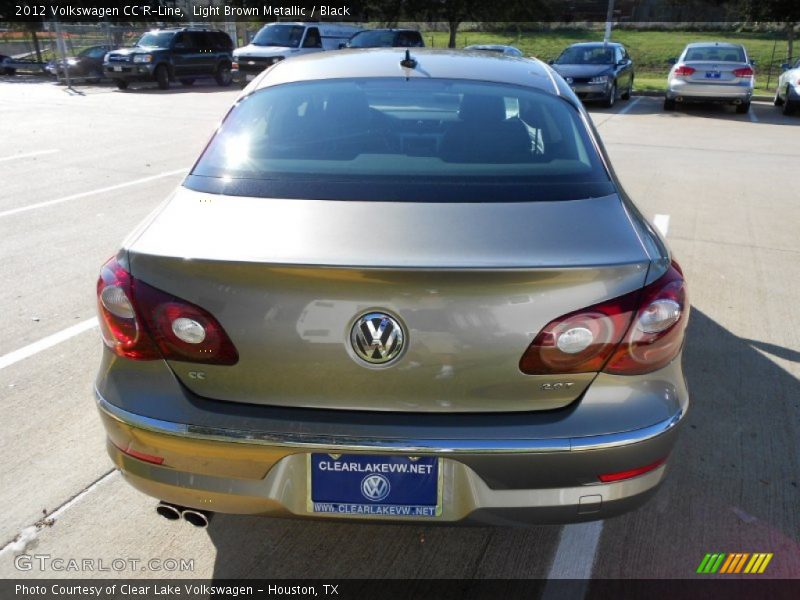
[53,19,72,88]
[604,0,615,43]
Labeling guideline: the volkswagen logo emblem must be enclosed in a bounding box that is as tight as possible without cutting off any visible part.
[361,474,391,502]
[350,312,405,366]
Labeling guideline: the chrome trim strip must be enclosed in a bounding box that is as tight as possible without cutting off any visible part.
[96,391,682,455]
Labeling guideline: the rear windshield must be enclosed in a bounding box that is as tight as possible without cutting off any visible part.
[252,24,305,48]
[188,78,613,202]
[683,46,746,62]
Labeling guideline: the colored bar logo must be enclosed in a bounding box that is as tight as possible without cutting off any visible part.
[696,553,773,574]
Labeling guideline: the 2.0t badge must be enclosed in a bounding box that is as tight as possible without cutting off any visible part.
[350,312,405,366]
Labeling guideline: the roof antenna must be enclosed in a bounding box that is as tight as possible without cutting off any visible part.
[400,49,417,69]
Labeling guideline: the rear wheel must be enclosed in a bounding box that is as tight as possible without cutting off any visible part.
[663,97,676,111]
[783,93,796,116]
[114,79,128,90]
[605,82,616,108]
[215,63,232,87]
[773,87,784,106]
[155,65,169,90]
[736,101,750,114]
[180,78,195,87]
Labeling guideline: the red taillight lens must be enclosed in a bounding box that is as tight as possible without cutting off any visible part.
[732,66,754,77]
[673,65,696,76]
[604,264,688,375]
[519,262,688,376]
[97,258,160,360]
[519,290,640,375]
[96,257,238,365]
[598,458,666,483]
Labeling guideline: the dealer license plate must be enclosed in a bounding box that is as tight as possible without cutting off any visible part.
[308,454,441,518]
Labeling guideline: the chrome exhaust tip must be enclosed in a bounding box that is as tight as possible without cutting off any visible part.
[181,509,212,528]
[675,96,684,102]
[733,99,742,104]
[156,502,183,521]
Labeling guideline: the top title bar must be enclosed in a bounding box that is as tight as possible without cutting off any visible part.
[0,0,777,24]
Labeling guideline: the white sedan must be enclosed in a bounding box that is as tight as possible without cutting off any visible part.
[773,58,800,115]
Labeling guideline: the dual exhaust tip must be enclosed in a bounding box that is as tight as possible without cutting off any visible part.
[156,502,212,528]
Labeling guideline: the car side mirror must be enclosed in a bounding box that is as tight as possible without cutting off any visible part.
[749,59,757,66]
[547,59,554,65]
[338,43,345,49]
[667,57,677,65]
[780,63,790,71]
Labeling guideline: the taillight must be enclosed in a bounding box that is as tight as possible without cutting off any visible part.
[673,65,695,76]
[96,257,239,365]
[604,264,688,375]
[97,258,160,360]
[732,66,754,77]
[519,262,688,376]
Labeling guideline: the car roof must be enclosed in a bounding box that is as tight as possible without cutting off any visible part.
[684,42,743,49]
[253,48,562,95]
[354,29,418,33]
[566,42,624,48]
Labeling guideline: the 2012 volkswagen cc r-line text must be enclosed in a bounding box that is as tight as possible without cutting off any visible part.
[95,49,689,526]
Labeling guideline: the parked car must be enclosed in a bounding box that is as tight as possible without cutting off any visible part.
[103,28,233,90]
[773,57,800,116]
[550,42,634,108]
[664,42,754,113]
[45,44,115,82]
[95,48,689,527]
[343,29,424,49]
[464,44,523,57]
[232,22,361,86]
[0,54,16,76]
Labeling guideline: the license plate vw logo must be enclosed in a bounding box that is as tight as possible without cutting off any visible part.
[361,474,391,501]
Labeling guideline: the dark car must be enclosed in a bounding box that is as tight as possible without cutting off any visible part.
[344,29,424,49]
[103,28,233,90]
[464,44,524,57]
[0,54,16,76]
[45,45,115,82]
[551,42,634,107]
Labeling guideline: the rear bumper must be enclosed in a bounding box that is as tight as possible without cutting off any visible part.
[666,79,753,102]
[97,391,685,525]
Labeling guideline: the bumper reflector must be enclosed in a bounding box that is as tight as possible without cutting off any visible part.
[112,440,164,465]
[598,458,666,483]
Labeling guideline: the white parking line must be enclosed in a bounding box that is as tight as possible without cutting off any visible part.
[653,214,670,237]
[0,317,98,370]
[748,108,759,123]
[542,521,604,596]
[0,149,59,163]
[0,168,186,219]
[0,469,118,556]
[617,96,643,115]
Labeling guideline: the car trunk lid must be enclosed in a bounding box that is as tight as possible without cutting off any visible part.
[126,188,652,413]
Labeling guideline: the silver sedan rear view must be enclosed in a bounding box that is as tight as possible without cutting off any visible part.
[665,42,754,113]
[95,49,689,526]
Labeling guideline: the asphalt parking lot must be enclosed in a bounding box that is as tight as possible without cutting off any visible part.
[0,78,798,581]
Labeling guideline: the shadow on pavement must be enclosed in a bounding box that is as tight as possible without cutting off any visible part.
[593,307,800,578]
